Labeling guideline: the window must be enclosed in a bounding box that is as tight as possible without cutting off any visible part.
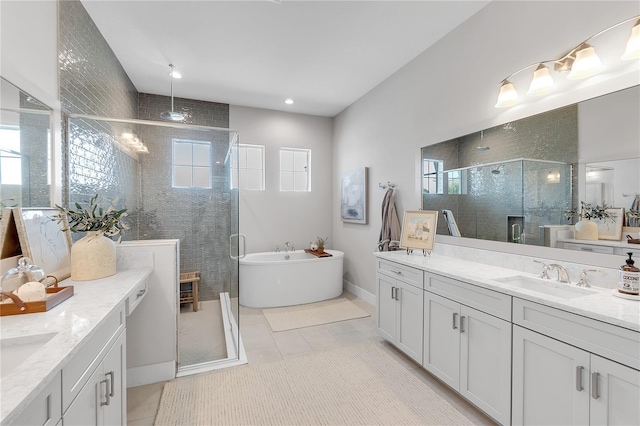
[172,140,211,188]
[231,144,265,190]
[447,170,462,195]
[422,159,443,194]
[0,126,22,185]
[280,148,310,192]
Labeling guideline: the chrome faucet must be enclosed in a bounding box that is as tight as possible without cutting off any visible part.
[534,260,551,279]
[548,264,571,283]
[284,242,292,253]
[577,269,600,287]
[275,244,280,253]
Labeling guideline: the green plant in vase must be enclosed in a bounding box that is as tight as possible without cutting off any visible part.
[315,236,328,253]
[54,195,129,281]
[564,201,612,241]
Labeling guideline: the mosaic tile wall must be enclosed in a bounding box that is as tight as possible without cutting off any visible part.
[422,105,578,246]
[19,94,51,207]
[59,0,140,229]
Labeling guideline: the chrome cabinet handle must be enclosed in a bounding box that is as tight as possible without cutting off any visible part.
[591,371,599,399]
[576,365,584,391]
[136,288,146,299]
[580,247,594,251]
[389,270,402,275]
[391,286,395,299]
[452,312,458,329]
[100,378,110,406]
[107,371,115,397]
[395,287,400,301]
[460,316,466,333]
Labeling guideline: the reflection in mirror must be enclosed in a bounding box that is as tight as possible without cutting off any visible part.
[422,104,577,247]
[586,158,640,227]
[423,85,640,252]
[0,78,53,210]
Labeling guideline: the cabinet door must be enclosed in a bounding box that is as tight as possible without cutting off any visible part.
[590,355,640,426]
[396,281,423,363]
[423,291,460,390]
[459,305,511,425]
[103,332,126,426]
[512,325,590,426]
[376,274,397,342]
[64,364,101,426]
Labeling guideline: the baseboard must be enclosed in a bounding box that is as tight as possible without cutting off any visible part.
[343,279,376,306]
[127,361,175,387]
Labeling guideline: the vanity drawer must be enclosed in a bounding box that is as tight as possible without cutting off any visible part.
[62,306,125,410]
[513,298,640,370]
[125,277,148,316]
[11,371,61,426]
[425,272,512,321]
[562,242,614,254]
[376,259,423,289]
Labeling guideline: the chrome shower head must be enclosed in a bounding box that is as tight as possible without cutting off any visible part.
[160,64,184,122]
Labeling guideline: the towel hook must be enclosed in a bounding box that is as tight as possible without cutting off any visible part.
[379,181,396,190]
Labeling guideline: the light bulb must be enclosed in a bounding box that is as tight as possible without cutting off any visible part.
[622,20,640,60]
[527,64,554,96]
[495,80,518,108]
[568,44,604,80]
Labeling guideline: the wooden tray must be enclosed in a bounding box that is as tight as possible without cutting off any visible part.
[627,238,640,245]
[304,249,333,258]
[0,286,74,316]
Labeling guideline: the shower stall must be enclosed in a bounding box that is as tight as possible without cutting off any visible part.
[425,158,573,246]
[66,114,242,373]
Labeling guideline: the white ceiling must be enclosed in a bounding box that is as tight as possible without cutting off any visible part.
[81,1,489,117]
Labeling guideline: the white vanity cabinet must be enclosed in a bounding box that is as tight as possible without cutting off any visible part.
[64,331,126,426]
[63,306,127,426]
[423,273,512,425]
[512,299,640,425]
[376,259,423,363]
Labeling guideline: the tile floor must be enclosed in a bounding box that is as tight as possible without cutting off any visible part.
[127,291,496,425]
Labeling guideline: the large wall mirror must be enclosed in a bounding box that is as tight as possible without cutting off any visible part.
[422,85,640,253]
[0,77,53,209]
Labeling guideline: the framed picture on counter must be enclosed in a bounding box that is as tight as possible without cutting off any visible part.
[400,210,438,252]
[13,208,72,280]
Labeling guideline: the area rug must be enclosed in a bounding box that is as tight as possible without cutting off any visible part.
[261,297,370,332]
[154,342,474,425]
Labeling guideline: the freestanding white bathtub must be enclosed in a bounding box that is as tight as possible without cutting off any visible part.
[239,250,344,308]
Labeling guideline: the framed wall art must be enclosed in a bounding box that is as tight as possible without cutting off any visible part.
[13,208,72,280]
[341,167,367,224]
[595,207,624,241]
[400,210,438,252]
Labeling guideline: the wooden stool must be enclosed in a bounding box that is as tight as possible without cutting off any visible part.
[179,271,200,312]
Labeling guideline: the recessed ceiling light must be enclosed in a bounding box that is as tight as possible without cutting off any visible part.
[284,98,294,105]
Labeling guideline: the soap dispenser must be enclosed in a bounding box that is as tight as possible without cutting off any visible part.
[618,252,640,295]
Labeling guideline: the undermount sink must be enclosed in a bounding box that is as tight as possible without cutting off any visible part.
[493,275,597,299]
[0,332,57,378]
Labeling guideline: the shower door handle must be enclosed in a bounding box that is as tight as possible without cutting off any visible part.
[229,234,246,260]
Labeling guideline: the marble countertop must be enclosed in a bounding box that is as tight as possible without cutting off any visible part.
[0,268,152,425]
[374,251,640,332]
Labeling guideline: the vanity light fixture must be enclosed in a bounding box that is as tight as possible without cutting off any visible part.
[495,15,639,108]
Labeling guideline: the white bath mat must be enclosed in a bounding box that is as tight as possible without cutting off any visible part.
[154,342,474,425]
[262,297,370,332]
